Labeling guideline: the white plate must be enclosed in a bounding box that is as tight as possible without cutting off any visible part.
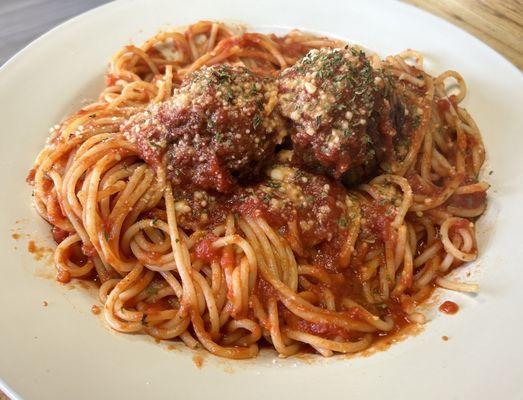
[1,0,522,399]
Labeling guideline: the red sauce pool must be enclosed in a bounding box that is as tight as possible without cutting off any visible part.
[439,301,459,315]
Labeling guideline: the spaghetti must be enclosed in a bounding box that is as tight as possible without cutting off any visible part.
[28,21,488,359]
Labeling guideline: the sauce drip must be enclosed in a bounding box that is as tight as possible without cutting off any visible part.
[439,301,459,315]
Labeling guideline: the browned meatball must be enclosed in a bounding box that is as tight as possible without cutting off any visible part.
[278,47,392,184]
[123,64,286,193]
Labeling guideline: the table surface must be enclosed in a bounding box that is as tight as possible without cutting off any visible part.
[0,0,521,399]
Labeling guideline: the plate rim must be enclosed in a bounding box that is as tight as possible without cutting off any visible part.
[1,1,523,399]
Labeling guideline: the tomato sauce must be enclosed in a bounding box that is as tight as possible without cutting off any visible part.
[437,98,450,112]
[254,276,278,306]
[52,226,70,244]
[406,171,441,197]
[448,191,486,209]
[193,235,222,263]
[91,305,101,315]
[439,300,459,315]
[26,168,36,185]
[360,200,395,243]
[105,73,119,86]
[234,196,286,229]
[144,298,173,314]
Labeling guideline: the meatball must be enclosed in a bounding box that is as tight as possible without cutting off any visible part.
[278,47,392,184]
[123,64,286,193]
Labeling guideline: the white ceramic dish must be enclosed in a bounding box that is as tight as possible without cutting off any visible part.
[1,0,522,399]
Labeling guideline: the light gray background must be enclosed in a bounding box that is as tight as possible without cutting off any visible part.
[0,0,111,66]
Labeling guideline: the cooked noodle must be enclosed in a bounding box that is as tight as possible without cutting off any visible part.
[28,21,488,358]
